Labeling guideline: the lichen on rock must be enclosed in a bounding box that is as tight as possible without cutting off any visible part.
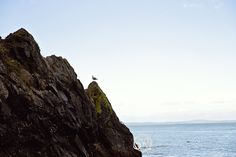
[87,81,112,114]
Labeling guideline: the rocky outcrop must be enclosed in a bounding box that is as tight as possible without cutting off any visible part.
[0,28,141,157]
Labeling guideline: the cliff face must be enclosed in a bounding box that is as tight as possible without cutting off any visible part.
[0,29,141,157]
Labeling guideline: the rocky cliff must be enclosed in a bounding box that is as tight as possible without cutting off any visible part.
[0,28,141,157]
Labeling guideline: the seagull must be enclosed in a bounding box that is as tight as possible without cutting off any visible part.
[92,75,98,80]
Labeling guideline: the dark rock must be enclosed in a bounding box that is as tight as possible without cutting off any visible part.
[86,81,141,157]
[0,29,141,157]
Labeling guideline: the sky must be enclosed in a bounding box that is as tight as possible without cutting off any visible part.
[1,0,236,122]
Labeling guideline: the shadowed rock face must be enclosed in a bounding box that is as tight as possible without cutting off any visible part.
[0,28,141,157]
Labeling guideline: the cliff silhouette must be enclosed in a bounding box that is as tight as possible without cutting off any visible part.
[0,28,141,157]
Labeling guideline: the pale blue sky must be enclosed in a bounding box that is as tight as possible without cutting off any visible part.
[1,0,236,122]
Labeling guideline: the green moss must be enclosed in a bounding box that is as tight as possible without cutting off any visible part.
[19,69,32,85]
[5,59,21,73]
[4,57,31,86]
[0,44,7,54]
[0,47,4,53]
[87,82,113,114]
[95,96,102,114]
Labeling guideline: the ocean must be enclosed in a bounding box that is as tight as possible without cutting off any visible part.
[128,122,236,157]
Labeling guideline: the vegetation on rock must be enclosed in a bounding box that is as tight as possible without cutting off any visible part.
[87,81,112,114]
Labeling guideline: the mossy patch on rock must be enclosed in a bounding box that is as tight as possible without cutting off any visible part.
[87,81,112,114]
[0,45,6,54]
[5,59,21,72]
[2,55,32,86]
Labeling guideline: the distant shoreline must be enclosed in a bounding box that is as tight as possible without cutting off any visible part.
[126,120,236,126]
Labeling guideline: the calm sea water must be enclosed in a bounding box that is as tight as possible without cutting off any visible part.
[128,123,236,157]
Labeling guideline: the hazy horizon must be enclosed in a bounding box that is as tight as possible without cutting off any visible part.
[125,119,236,124]
[1,0,236,122]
